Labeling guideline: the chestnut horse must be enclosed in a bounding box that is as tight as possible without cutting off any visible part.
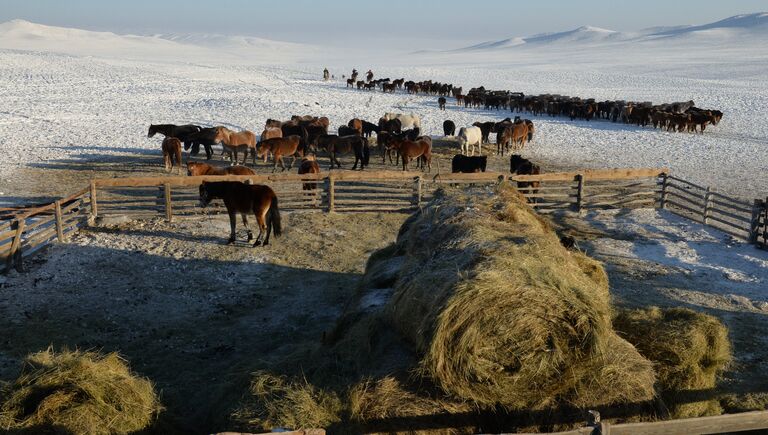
[392,137,431,171]
[199,182,281,246]
[256,135,304,172]
[298,155,321,190]
[186,161,255,176]
[161,137,183,173]
[213,127,257,165]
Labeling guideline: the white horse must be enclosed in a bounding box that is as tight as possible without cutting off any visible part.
[458,126,482,156]
[383,112,421,130]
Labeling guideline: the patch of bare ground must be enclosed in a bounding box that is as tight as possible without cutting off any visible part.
[0,210,409,430]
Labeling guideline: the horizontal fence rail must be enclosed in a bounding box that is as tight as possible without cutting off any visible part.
[2,167,766,272]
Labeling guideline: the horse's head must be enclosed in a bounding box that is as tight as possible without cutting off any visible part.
[213,127,228,143]
[187,162,200,176]
[147,125,157,138]
[199,183,213,208]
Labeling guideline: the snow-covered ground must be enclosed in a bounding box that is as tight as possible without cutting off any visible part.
[0,14,766,204]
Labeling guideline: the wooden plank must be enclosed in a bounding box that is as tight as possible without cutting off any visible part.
[61,199,86,214]
[164,183,172,222]
[512,167,667,182]
[666,200,704,218]
[54,200,64,242]
[22,214,56,232]
[6,219,25,271]
[668,175,707,191]
[588,197,657,208]
[610,410,768,435]
[709,207,752,224]
[90,180,98,219]
[710,198,752,215]
[666,191,705,208]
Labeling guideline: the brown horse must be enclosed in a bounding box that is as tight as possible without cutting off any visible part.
[348,118,363,135]
[199,182,281,246]
[395,137,432,171]
[256,135,303,172]
[161,137,183,173]
[298,155,321,190]
[186,161,255,176]
[213,127,257,165]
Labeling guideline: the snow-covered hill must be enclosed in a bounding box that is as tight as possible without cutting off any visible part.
[453,12,768,52]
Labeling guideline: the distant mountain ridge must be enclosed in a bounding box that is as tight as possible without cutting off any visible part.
[454,12,768,52]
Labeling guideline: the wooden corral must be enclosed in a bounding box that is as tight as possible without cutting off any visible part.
[3,167,767,273]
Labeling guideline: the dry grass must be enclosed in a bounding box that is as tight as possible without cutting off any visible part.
[613,307,732,418]
[231,371,342,431]
[347,376,473,435]
[0,348,162,434]
[384,185,655,409]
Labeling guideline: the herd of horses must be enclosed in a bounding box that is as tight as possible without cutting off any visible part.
[148,109,541,247]
[339,69,723,134]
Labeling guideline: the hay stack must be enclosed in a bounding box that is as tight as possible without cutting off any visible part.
[0,349,162,434]
[232,371,342,431]
[613,307,732,418]
[383,186,655,409]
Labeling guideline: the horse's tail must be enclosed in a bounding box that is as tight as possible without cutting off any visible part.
[269,195,282,237]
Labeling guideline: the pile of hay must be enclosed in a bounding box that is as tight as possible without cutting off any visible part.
[613,307,732,418]
[0,348,162,434]
[231,371,342,431]
[381,186,656,409]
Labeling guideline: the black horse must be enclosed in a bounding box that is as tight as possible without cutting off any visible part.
[148,124,201,151]
[185,127,221,160]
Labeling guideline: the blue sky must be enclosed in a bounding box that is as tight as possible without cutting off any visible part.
[1,0,764,47]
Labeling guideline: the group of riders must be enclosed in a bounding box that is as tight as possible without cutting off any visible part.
[323,68,373,83]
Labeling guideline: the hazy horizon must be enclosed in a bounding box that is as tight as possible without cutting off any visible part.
[1,0,765,49]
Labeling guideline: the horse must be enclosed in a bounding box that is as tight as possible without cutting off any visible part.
[348,118,363,135]
[472,121,495,144]
[451,155,487,173]
[214,127,257,165]
[378,117,402,134]
[148,124,201,151]
[317,135,370,170]
[257,135,304,172]
[199,182,281,246]
[184,127,219,160]
[383,112,421,130]
[187,161,255,176]
[443,120,456,136]
[338,125,360,137]
[366,70,374,82]
[161,137,183,173]
[298,155,321,190]
[361,120,379,138]
[458,126,482,156]
[396,137,432,172]
[510,155,541,202]
[438,97,446,110]
[346,78,355,88]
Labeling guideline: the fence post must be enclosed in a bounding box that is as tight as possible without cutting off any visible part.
[54,200,64,242]
[750,199,762,244]
[5,218,25,273]
[414,175,422,208]
[574,174,584,212]
[164,183,173,222]
[659,173,669,209]
[325,174,335,212]
[89,180,98,223]
[703,186,713,225]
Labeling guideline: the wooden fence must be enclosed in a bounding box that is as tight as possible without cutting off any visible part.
[2,168,767,274]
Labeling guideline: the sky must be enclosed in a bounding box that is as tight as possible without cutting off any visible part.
[0,0,765,48]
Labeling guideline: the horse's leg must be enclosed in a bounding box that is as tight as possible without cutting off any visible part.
[242,213,253,241]
[241,147,248,165]
[253,206,267,246]
[164,152,170,172]
[204,144,212,160]
[227,210,237,244]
